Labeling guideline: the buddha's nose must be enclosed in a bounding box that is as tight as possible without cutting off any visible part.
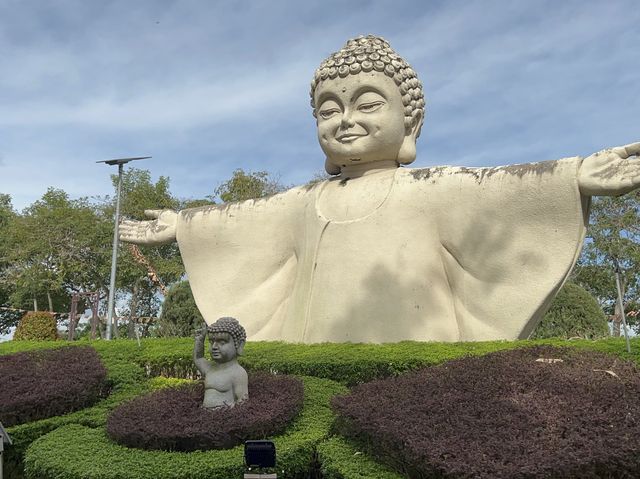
[340,110,355,129]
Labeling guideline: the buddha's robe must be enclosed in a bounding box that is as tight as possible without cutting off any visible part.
[176,157,588,343]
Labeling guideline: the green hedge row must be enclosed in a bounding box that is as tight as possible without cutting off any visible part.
[317,437,404,479]
[137,337,640,385]
[24,376,346,479]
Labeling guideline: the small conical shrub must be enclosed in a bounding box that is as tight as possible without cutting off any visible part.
[13,311,58,341]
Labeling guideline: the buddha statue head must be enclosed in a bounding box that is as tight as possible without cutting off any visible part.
[206,317,246,363]
[310,35,426,174]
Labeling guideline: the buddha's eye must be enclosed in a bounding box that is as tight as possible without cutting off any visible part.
[319,108,340,120]
[357,101,385,113]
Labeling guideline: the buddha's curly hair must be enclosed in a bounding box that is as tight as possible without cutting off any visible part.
[207,317,246,350]
[310,35,426,137]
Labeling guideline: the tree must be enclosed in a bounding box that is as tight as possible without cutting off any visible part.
[572,192,640,333]
[1,189,111,312]
[154,280,203,337]
[213,169,287,203]
[0,194,22,334]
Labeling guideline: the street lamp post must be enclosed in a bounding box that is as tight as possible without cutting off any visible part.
[98,156,151,340]
[613,258,631,354]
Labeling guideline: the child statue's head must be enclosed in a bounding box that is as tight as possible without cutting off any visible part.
[207,317,247,363]
[310,35,426,174]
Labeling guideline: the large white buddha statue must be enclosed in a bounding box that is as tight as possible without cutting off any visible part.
[121,35,639,343]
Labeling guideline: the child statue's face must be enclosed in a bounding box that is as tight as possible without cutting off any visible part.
[208,332,237,363]
[314,72,407,169]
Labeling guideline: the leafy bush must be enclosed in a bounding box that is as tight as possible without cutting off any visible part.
[155,281,203,337]
[13,311,58,341]
[107,373,304,451]
[24,376,346,479]
[0,346,109,427]
[332,345,640,478]
[531,281,609,339]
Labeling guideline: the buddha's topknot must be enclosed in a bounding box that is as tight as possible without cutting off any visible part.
[310,35,425,136]
[207,317,246,350]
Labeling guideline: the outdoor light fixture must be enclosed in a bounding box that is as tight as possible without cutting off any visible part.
[97,156,151,340]
[244,440,276,478]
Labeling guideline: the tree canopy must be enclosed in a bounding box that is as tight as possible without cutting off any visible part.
[572,192,640,333]
[0,168,286,338]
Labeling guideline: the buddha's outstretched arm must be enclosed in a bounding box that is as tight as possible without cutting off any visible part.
[119,209,177,245]
[578,142,640,196]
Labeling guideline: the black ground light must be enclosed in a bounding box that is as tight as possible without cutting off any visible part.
[244,440,276,478]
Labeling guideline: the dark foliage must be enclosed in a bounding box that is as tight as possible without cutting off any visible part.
[107,373,304,452]
[0,346,109,427]
[332,345,640,479]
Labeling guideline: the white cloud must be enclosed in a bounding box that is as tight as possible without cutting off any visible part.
[1,0,639,211]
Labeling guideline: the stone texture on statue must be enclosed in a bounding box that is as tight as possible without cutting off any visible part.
[193,317,248,409]
[120,35,640,344]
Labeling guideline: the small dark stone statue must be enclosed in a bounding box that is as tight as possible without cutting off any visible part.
[193,317,248,408]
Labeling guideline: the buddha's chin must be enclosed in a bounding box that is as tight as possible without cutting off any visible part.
[328,157,396,170]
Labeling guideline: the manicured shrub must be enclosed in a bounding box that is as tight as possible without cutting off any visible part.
[531,281,609,339]
[107,373,304,451]
[24,376,346,479]
[0,346,109,427]
[13,311,58,341]
[332,345,640,478]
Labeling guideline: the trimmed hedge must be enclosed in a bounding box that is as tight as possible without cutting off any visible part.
[137,338,529,385]
[531,282,609,339]
[24,376,346,479]
[0,346,109,426]
[107,373,304,451]
[332,345,640,478]
[317,437,403,479]
[13,311,58,341]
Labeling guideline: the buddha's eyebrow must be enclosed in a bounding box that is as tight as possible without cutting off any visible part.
[351,86,386,103]
[316,91,341,109]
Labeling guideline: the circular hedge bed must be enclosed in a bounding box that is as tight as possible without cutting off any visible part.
[0,346,109,426]
[332,345,640,478]
[107,373,304,451]
[24,376,346,479]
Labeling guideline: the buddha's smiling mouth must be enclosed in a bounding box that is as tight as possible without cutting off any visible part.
[337,133,366,143]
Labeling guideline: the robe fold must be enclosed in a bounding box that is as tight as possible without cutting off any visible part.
[176,157,588,343]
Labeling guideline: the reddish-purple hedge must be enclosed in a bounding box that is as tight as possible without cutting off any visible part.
[0,346,109,427]
[106,373,304,451]
[332,345,640,478]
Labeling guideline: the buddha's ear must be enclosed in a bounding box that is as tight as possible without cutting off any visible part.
[397,110,424,166]
[324,157,341,175]
[236,340,245,356]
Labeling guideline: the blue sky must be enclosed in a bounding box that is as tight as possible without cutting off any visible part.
[1,0,639,211]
